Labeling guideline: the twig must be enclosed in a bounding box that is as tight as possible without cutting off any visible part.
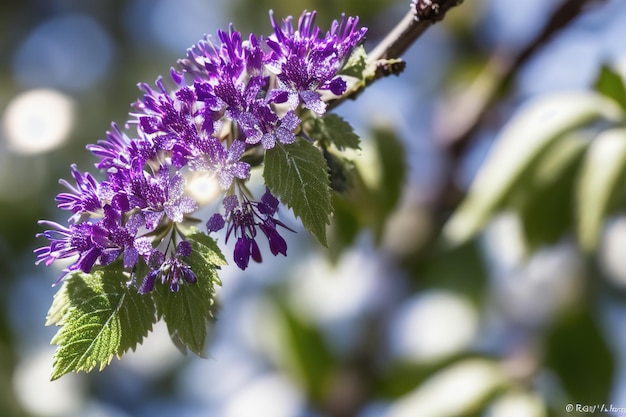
[368,0,464,63]
[328,0,464,110]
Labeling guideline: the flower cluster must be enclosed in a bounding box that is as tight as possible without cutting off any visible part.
[35,11,367,292]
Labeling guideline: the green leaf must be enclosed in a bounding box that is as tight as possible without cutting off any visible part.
[49,267,156,380]
[443,91,623,245]
[309,114,361,151]
[276,304,335,402]
[577,128,626,251]
[338,44,368,80]
[154,230,223,356]
[185,227,227,267]
[595,64,626,113]
[374,127,406,223]
[512,132,589,250]
[545,306,613,404]
[327,127,406,258]
[264,139,332,246]
[45,281,71,327]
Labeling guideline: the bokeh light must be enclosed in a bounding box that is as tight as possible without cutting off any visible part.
[11,13,114,91]
[13,347,87,417]
[2,88,75,154]
[388,290,479,363]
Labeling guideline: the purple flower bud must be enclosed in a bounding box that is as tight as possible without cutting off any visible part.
[260,221,287,256]
[207,213,226,232]
[234,237,251,270]
[176,240,193,257]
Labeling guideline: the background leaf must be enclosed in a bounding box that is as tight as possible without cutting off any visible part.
[510,131,590,250]
[49,267,156,380]
[153,230,224,356]
[328,127,406,258]
[264,138,332,246]
[577,128,626,251]
[545,305,613,405]
[443,91,622,245]
[276,303,336,403]
[595,64,626,112]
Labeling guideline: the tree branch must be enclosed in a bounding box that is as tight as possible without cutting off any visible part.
[328,0,464,110]
[368,0,464,63]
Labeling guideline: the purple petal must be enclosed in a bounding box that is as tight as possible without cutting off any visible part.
[207,213,225,232]
[139,269,159,294]
[300,90,326,114]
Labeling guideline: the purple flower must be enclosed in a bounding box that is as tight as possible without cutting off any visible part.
[128,169,197,228]
[189,139,251,189]
[178,27,265,83]
[56,165,106,223]
[208,189,293,270]
[138,241,197,294]
[35,211,137,284]
[87,123,133,171]
[37,10,368,290]
[163,171,198,223]
[266,10,367,114]
[248,109,300,149]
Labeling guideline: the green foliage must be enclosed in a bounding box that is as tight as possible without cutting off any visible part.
[512,132,589,251]
[577,128,626,251]
[309,114,361,151]
[46,229,226,378]
[153,229,225,356]
[545,306,614,404]
[338,44,369,80]
[595,64,626,112]
[329,127,406,255]
[276,304,336,402]
[443,90,624,247]
[374,127,406,219]
[264,138,333,246]
[48,267,157,380]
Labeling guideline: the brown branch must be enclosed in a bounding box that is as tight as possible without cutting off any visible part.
[368,0,464,63]
[328,0,464,111]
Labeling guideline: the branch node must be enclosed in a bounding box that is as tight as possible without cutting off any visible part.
[412,0,441,21]
[411,0,463,22]
[377,60,407,77]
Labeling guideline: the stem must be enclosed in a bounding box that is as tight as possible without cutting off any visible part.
[328,0,465,110]
[368,0,464,63]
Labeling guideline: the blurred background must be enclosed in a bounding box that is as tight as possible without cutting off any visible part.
[2,0,626,416]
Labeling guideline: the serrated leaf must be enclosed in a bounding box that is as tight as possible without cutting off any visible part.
[310,114,361,151]
[185,227,227,267]
[577,128,626,251]
[264,139,332,246]
[46,281,71,327]
[154,231,223,356]
[443,91,623,245]
[595,64,626,113]
[49,267,156,380]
